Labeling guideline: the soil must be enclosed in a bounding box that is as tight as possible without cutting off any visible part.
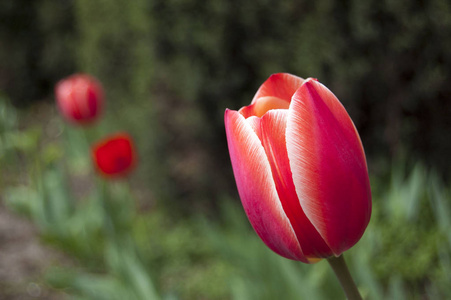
[0,202,66,300]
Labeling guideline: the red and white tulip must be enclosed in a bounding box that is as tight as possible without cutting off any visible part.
[55,73,104,125]
[225,73,371,263]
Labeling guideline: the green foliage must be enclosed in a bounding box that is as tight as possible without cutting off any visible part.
[7,148,450,299]
[131,209,234,299]
[0,94,44,188]
[345,162,451,299]
[1,100,450,299]
[203,162,451,300]
[203,200,339,300]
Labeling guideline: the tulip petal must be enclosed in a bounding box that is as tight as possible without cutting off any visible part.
[55,74,103,124]
[73,77,101,120]
[252,73,304,104]
[286,79,371,256]
[225,109,306,261]
[259,110,333,260]
[92,133,136,178]
[240,73,304,119]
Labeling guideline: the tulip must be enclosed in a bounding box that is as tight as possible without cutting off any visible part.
[224,73,371,263]
[92,132,136,178]
[55,73,104,125]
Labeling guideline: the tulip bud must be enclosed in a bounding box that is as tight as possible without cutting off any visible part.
[225,73,371,263]
[92,133,136,178]
[55,73,104,125]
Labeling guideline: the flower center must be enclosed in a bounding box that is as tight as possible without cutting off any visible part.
[253,96,290,117]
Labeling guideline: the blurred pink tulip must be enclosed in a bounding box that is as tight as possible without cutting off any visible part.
[55,73,104,125]
[225,73,371,263]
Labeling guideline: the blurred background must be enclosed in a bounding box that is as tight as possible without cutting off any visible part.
[0,0,450,299]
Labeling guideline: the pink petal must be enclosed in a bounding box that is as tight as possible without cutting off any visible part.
[259,110,333,260]
[240,73,304,119]
[55,74,103,124]
[225,109,306,261]
[286,79,372,255]
[252,73,304,104]
[240,96,290,118]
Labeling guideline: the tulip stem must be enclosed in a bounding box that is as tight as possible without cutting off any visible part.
[327,255,362,300]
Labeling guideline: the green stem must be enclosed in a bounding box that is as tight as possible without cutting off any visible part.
[327,255,362,300]
[99,179,117,240]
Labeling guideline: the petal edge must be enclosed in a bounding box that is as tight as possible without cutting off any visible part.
[286,79,371,255]
[225,109,307,261]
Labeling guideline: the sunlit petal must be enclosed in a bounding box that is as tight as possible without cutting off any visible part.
[260,110,333,260]
[225,109,306,261]
[252,73,304,104]
[286,79,371,255]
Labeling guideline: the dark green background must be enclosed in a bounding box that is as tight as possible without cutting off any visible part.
[1,0,450,208]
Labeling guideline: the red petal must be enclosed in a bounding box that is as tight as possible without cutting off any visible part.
[92,133,136,178]
[225,109,306,261]
[239,73,304,119]
[259,110,333,260]
[286,79,371,255]
[55,74,103,125]
[252,73,304,104]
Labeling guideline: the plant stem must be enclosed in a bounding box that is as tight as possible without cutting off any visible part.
[98,179,117,240]
[327,255,362,300]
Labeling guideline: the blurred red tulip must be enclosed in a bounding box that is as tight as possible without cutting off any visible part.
[225,73,371,263]
[55,73,104,125]
[92,133,136,178]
